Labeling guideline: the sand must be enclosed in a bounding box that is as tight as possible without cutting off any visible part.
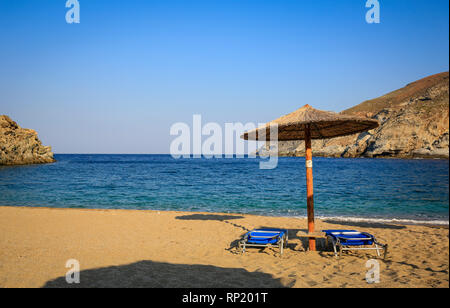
[0,206,448,288]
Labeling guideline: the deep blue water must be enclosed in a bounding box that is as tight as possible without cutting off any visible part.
[0,154,448,224]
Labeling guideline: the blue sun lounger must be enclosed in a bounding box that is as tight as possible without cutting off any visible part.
[323,229,388,259]
[239,228,288,256]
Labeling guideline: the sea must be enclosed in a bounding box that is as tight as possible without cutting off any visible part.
[0,154,448,225]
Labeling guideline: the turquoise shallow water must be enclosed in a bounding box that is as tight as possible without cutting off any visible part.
[0,154,448,224]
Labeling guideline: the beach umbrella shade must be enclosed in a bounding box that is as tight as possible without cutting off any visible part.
[241,104,379,251]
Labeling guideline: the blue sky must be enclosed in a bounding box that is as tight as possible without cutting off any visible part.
[0,0,448,153]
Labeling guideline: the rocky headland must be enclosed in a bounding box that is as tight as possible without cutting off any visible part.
[0,115,55,165]
[264,72,449,159]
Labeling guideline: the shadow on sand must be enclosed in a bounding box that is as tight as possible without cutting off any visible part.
[322,219,406,230]
[176,213,250,233]
[175,214,245,221]
[42,260,285,288]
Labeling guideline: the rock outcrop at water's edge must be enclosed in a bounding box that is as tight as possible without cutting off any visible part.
[259,72,449,159]
[0,115,55,165]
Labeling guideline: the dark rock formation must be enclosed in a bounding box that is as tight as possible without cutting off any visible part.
[263,72,449,159]
[0,115,55,165]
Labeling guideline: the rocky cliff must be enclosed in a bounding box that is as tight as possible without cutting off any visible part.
[0,115,55,165]
[272,72,449,159]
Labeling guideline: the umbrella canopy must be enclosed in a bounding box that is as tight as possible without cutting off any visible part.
[241,104,379,141]
[241,104,379,251]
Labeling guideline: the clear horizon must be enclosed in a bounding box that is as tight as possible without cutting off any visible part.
[1,0,449,154]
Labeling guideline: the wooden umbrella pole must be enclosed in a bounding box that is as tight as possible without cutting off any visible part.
[305,124,316,251]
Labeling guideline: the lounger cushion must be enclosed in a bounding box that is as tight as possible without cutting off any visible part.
[323,229,357,235]
[323,230,374,246]
[245,229,286,245]
[335,233,374,246]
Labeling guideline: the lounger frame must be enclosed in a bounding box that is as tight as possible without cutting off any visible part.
[239,229,288,256]
[325,231,388,259]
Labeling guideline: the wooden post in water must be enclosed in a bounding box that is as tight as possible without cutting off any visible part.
[304,124,316,251]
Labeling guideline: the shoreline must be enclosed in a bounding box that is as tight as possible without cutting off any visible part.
[0,205,448,287]
[1,205,448,228]
[53,153,450,160]
[3,152,449,163]
[273,153,450,160]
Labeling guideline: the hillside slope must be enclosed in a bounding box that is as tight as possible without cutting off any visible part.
[275,72,449,158]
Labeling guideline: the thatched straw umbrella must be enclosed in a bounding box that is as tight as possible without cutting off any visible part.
[241,104,379,251]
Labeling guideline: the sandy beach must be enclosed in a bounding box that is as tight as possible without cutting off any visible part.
[0,206,448,288]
